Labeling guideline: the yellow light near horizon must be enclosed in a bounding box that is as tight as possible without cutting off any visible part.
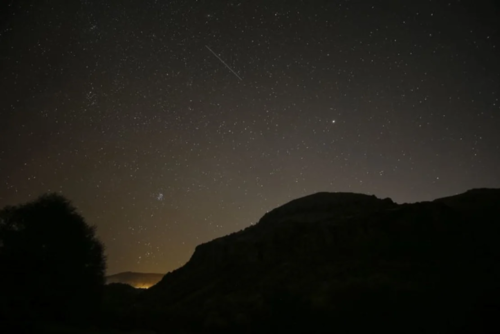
[135,283,153,289]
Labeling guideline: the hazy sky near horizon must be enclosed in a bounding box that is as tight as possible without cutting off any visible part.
[1,0,499,274]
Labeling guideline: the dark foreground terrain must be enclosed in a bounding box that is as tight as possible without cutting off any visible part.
[102,189,500,334]
[3,189,500,333]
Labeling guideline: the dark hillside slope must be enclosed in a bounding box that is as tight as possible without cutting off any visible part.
[435,188,500,212]
[130,190,500,334]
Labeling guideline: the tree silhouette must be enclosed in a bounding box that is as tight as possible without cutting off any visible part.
[0,193,106,329]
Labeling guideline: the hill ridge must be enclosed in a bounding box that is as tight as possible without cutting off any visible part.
[129,189,500,333]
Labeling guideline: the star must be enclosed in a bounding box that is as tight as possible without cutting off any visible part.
[0,0,498,276]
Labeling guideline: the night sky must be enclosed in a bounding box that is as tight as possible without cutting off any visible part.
[1,1,499,275]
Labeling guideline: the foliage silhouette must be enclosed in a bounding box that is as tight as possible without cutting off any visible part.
[0,193,106,331]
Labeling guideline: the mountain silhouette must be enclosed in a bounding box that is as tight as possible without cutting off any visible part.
[128,189,500,333]
[106,272,164,289]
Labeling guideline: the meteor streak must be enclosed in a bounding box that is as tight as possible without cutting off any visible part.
[205,45,243,81]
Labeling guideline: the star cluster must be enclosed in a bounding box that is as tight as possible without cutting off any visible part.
[1,0,499,274]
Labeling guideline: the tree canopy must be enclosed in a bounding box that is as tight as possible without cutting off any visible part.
[0,193,106,329]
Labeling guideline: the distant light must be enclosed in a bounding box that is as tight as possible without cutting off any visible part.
[332,120,336,124]
[136,284,153,289]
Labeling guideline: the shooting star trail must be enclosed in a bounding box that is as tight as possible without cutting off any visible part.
[205,45,243,81]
